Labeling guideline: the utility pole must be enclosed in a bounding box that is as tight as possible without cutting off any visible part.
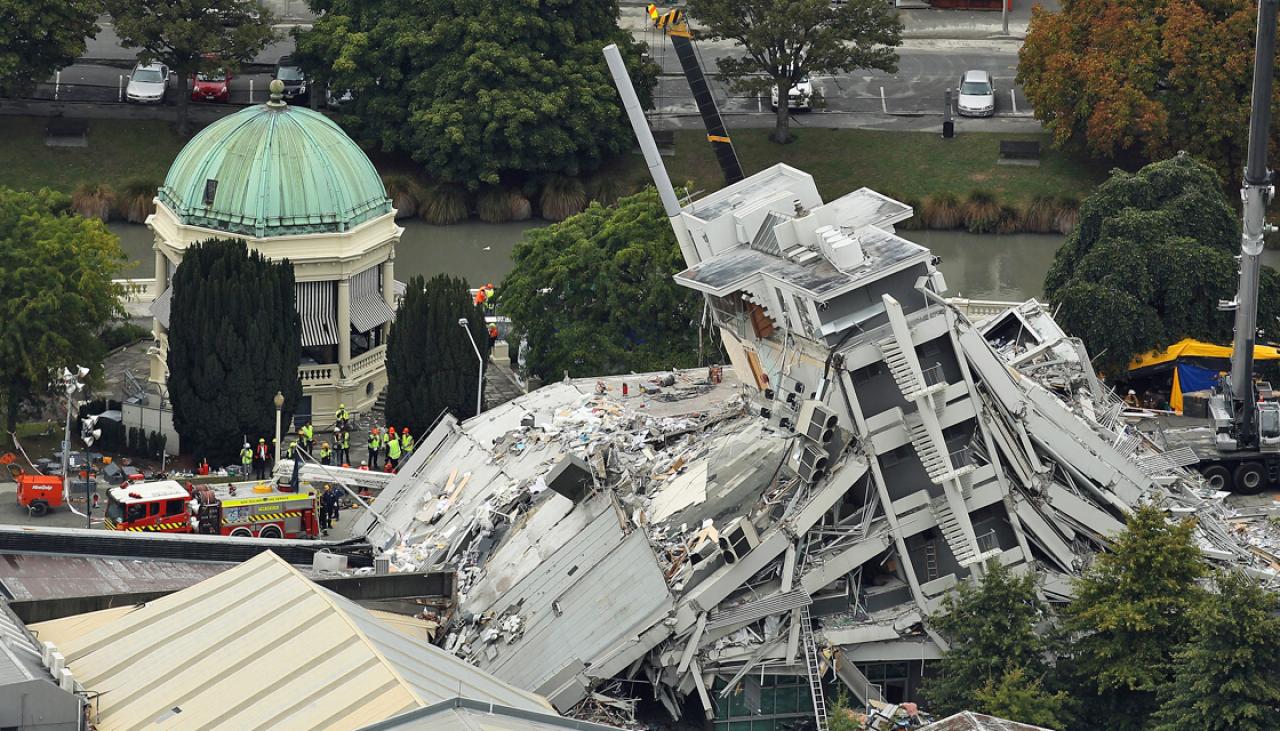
[1001,0,1009,36]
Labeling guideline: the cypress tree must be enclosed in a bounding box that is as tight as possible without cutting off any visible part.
[1150,571,1280,731]
[167,239,302,463]
[386,274,489,436]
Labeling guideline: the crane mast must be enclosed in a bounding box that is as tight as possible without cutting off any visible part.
[1223,0,1279,451]
[648,5,745,185]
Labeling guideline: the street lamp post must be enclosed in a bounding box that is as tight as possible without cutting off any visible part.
[458,318,484,417]
[273,391,285,464]
[57,366,89,514]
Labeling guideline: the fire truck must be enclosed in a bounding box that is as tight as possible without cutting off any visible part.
[104,479,320,538]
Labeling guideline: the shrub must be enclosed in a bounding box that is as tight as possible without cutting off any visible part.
[419,183,468,225]
[1054,195,1081,234]
[963,190,1001,234]
[585,174,637,207]
[896,196,924,230]
[477,187,515,223]
[510,193,532,221]
[995,204,1022,234]
[71,183,115,222]
[539,176,587,222]
[114,179,158,223]
[920,192,962,229]
[1021,195,1060,234]
[99,322,150,351]
[383,175,424,220]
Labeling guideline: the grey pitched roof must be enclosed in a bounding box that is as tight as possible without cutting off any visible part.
[359,697,625,731]
[0,600,47,687]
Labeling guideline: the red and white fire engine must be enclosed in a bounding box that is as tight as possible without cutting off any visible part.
[104,479,320,538]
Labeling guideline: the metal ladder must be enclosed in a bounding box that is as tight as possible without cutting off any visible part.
[799,605,829,731]
[924,542,939,581]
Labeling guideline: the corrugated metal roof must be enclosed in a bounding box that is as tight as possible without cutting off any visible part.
[31,552,550,730]
[359,697,626,731]
[0,553,234,601]
[0,600,45,686]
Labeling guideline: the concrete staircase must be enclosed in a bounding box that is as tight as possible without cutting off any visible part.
[931,496,977,566]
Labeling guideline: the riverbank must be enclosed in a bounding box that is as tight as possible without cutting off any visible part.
[1,115,1106,234]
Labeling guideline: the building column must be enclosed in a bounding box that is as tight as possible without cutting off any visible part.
[381,255,396,344]
[337,277,351,376]
[154,248,168,286]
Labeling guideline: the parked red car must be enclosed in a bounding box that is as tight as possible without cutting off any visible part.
[191,67,232,103]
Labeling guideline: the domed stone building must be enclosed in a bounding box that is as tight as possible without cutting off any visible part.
[146,84,401,426]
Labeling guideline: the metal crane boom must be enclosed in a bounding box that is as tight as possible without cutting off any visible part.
[1227,0,1279,450]
[648,5,745,185]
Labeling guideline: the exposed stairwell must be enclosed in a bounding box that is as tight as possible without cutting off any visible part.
[931,496,977,566]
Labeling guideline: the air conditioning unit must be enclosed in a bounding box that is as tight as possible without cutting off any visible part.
[717,517,761,564]
[797,400,838,444]
[790,444,829,482]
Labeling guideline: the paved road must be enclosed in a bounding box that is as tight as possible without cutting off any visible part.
[650,39,1028,119]
[61,12,1035,130]
[45,62,281,107]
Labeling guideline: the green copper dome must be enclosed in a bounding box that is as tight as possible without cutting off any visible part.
[158,97,391,238]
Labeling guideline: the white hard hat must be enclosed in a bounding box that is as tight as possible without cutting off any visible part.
[1128,389,1136,395]
[243,442,250,448]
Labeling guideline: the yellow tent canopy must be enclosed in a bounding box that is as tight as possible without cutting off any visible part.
[1127,338,1280,372]
[1128,338,1280,414]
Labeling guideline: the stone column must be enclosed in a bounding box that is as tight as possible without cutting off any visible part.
[337,277,351,376]
[154,248,168,287]
[381,255,396,345]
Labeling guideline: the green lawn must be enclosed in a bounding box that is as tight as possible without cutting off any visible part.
[625,128,1110,207]
[0,117,188,193]
[0,115,1106,209]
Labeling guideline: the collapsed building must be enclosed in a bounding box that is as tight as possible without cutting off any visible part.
[355,158,1280,729]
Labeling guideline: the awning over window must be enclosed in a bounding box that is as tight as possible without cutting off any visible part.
[297,280,339,347]
[150,285,172,329]
[349,266,395,333]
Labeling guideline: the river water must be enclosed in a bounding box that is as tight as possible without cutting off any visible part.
[109,221,1280,304]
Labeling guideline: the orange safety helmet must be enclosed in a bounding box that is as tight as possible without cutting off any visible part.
[388,426,397,434]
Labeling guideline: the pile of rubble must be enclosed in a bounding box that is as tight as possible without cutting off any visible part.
[353,163,1280,730]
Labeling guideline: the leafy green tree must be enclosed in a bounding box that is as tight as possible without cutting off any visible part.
[974,667,1070,730]
[0,0,100,96]
[1044,154,1280,374]
[1019,0,1264,179]
[1060,505,1208,731]
[500,188,703,381]
[386,274,490,432]
[0,188,125,432]
[293,0,653,190]
[1150,571,1280,731]
[924,561,1051,716]
[687,0,901,144]
[104,0,276,135]
[166,239,302,463]
[827,692,865,731]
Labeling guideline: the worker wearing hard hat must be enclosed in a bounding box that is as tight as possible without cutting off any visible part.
[1124,389,1141,408]
[253,438,270,480]
[401,427,414,456]
[239,443,252,475]
[387,428,402,469]
[319,442,332,466]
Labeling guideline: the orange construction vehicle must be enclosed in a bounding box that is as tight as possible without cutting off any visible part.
[4,459,65,517]
[104,479,320,538]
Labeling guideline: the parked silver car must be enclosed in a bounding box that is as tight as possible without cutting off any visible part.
[126,62,169,104]
[956,69,995,117]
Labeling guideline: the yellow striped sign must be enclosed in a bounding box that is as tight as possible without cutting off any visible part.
[122,521,188,532]
[245,510,303,523]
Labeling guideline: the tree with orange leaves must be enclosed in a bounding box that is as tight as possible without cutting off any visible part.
[1019,0,1266,181]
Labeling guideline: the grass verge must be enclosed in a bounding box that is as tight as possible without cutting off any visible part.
[0,117,186,193]
[619,128,1110,207]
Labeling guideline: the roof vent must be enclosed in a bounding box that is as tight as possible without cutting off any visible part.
[813,225,865,272]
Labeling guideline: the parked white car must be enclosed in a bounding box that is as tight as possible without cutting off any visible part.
[771,75,813,110]
[126,63,169,104]
[956,69,995,117]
